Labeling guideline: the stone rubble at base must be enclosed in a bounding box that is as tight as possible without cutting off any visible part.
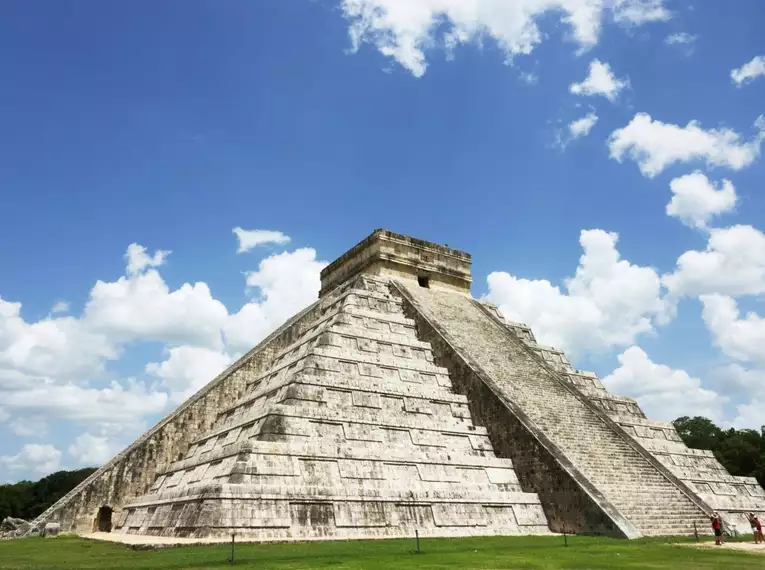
[23,230,765,541]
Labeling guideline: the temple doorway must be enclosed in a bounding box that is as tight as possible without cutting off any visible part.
[96,506,113,532]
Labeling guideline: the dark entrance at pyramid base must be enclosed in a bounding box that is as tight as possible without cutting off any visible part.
[96,506,113,532]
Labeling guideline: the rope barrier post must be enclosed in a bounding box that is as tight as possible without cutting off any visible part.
[230,532,236,565]
[415,528,420,554]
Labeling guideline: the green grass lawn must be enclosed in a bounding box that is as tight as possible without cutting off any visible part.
[0,534,762,570]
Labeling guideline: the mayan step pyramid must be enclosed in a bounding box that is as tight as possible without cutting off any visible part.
[32,230,765,540]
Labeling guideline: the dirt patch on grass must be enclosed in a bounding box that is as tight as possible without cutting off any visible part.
[681,541,765,555]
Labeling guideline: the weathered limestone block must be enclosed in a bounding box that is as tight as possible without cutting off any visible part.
[42,522,60,538]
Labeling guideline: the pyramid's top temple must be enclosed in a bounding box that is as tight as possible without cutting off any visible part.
[319,229,472,296]
[31,230,764,541]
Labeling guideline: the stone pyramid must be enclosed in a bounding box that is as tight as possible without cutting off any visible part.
[115,273,549,540]
[32,230,765,540]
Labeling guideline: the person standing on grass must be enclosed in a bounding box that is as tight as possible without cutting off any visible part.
[748,513,763,544]
[711,513,723,545]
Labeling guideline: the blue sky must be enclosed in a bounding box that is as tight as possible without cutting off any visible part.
[1,0,764,482]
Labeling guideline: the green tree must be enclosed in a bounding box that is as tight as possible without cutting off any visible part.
[673,416,765,488]
[0,468,96,521]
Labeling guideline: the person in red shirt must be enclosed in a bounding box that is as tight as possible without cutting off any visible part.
[748,512,763,544]
[711,513,723,546]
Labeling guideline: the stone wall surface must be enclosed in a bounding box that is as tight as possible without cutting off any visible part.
[29,296,327,534]
[114,276,548,541]
[395,281,713,537]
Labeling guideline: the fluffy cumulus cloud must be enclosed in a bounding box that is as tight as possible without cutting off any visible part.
[84,267,229,350]
[486,229,666,357]
[733,399,765,430]
[700,295,765,365]
[0,229,328,480]
[340,0,670,77]
[0,298,117,382]
[666,171,737,229]
[612,0,670,25]
[663,225,765,298]
[700,312,765,430]
[664,32,696,47]
[569,59,629,101]
[50,301,70,315]
[0,444,62,475]
[8,416,49,438]
[68,432,120,466]
[556,111,598,148]
[125,243,170,276]
[1,380,168,433]
[569,111,599,139]
[233,228,291,253]
[146,346,233,403]
[226,248,327,352]
[608,113,765,178]
[731,55,765,87]
[602,346,726,422]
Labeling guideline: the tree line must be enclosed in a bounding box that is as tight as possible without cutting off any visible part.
[1,416,763,522]
[0,468,96,521]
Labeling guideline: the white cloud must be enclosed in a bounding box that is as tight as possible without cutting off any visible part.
[608,113,765,177]
[732,398,765,430]
[0,444,62,475]
[666,171,737,229]
[703,338,765,430]
[8,416,49,438]
[51,301,70,315]
[68,432,119,466]
[570,59,629,101]
[226,248,327,351]
[0,297,116,382]
[125,243,170,276]
[569,112,599,139]
[519,71,539,85]
[1,380,168,432]
[146,346,232,403]
[602,346,725,422]
[0,231,328,482]
[340,0,667,77]
[85,268,229,350]
[663,225,765,298]
[486,229,666,357]
[731,55,765,87]
[232,228,291,253]
[612,0,671,26]
[664,32,696,46]
[710,363,765,400]
[700,295,765,365]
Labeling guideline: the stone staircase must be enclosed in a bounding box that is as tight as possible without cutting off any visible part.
[396,281,711,537]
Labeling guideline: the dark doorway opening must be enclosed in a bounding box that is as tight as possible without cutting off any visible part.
[417,275,430,288]
[96,506,113,532]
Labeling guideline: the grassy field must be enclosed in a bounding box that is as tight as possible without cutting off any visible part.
[0,534,763,570]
